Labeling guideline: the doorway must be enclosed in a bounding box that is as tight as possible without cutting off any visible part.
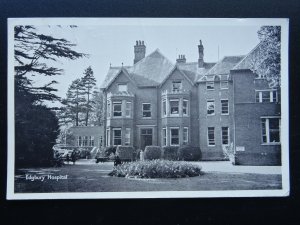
[140,128,153,150]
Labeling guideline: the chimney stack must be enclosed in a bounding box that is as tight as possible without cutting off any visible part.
[198,40,204,68]
[176,54,186,64]
[134,40,146,64]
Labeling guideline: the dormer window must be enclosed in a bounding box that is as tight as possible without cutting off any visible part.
[206,81,214,90]
[118,84,127,92]
[172,81,182,93]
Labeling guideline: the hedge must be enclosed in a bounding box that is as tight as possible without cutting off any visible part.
[144,146,162,160]
[178,146,201,161]
[162,146,179,160]
[116,146,135,161]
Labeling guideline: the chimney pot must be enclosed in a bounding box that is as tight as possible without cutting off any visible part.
[134,40,146,64]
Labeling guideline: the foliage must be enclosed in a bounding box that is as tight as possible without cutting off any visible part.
[14,25,85,103]
[144,146,162,160]
[162,146,179,161]
[251,26,281,88]
[14,25,85,167]
[81,66,97,126]
[89,88,104,126]
[58,78,86,126]
[222,142,235,164]
[116,146,135,161]
[105,146,117,156]
[178,146,201,161]
[109,160,202,178]
[15,98,60,167]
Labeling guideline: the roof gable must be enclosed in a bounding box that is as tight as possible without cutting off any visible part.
[101,67,135,90]
[159,65,194,88]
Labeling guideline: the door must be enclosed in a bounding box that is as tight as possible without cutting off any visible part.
[140,128,153,150]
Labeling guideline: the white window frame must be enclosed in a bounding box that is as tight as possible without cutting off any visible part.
[183,127,189,145]
[125,101,132,117]
[220,80,229,89]
[172,80,182,93]
[207,99,215,116]
[113,128,122,146]
[170,127,180,146]
[207,127,215,146]
[162,99,167,117]
[89,136,95,146]
[255,90,278,103]
[82,136,88,146]
[170,99,179,116]
[142,103,152,118]
[206,81,214,90]
[107,100,111,118]
[162,128,167,146]
[106,129,110,147]
[125,128,131,146]
[221,127,229,146]
[183,99,189,116]
[261,117,281,145]
[221,99,229,115]
[118,83,127,92]
[77,136,82,146]
[113,101,122,117]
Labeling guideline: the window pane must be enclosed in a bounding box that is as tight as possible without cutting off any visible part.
[142,103,151,117]
[207,100,215,115]
[262,91,270,102]
[208,127,215,145]
[183,100,188,115]
[222,127,229,145]
[172,81,182,92]
[171,128,179,145]
[126,102,131,117]
[113,129,122,145]
[113,102,122,117]
[206,82,214,90]
[163,100,166,116]
[170,100,179,114]
[221,100,229,114]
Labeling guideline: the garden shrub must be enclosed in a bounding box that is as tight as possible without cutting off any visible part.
[105,146,117,157]
[178,146,201,161]
[109,159,202,178]
[162,146,179,160]
[116,146,135,161]
[144,146,162,160]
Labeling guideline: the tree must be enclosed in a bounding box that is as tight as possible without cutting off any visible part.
[252,26,281,88]
[59,78,86,126]
[14,25,85,167]
[89,88,104,126]
[81,66,97,126]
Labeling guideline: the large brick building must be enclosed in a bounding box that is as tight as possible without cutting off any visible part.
[100,40,281,165]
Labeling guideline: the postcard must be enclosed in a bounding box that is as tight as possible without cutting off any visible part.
[7,18,289,199]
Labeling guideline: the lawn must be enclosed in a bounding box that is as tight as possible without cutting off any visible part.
[14,162,282,193]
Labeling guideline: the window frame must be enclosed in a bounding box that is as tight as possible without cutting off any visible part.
[206,81,215,91]
[172,80,182,93]
[113,128,122,146]
[183,99,189,116]
[107,100,111,118]
[125,128,131,146]
[207,127,215,146]
[220,80,229,89]
[207,99,215,116]
[170,99,180,116]
[183,127,189,145]
[255,90,278,103]
[221,127,229,146]
[221,99,229,115]
[113,101,122,117]
[142,103,152,118]
[162,128,167,146]
[170,127,180,146]
[106,128,110,147]
[125,101,132,117]
[261,117,281,145]
[162,99,167,117]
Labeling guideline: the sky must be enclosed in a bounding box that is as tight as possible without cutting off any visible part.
[28,19,263,103]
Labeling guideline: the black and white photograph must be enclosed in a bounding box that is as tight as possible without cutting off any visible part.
[7,18,289,199]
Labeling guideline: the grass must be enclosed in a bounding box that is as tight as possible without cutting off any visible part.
[14,162,282,193]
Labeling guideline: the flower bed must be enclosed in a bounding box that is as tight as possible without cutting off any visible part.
[109,159,202,178]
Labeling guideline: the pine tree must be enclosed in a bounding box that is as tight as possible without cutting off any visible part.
[81,66,97,126]
[89,88,104,126]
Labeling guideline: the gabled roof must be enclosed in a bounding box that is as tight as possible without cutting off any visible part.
[197,55,244,82]
[100,66,132,89]
[177,62,216,82]
[206,55,245,76]
[232,42,263,71]
[127,49,174,84]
